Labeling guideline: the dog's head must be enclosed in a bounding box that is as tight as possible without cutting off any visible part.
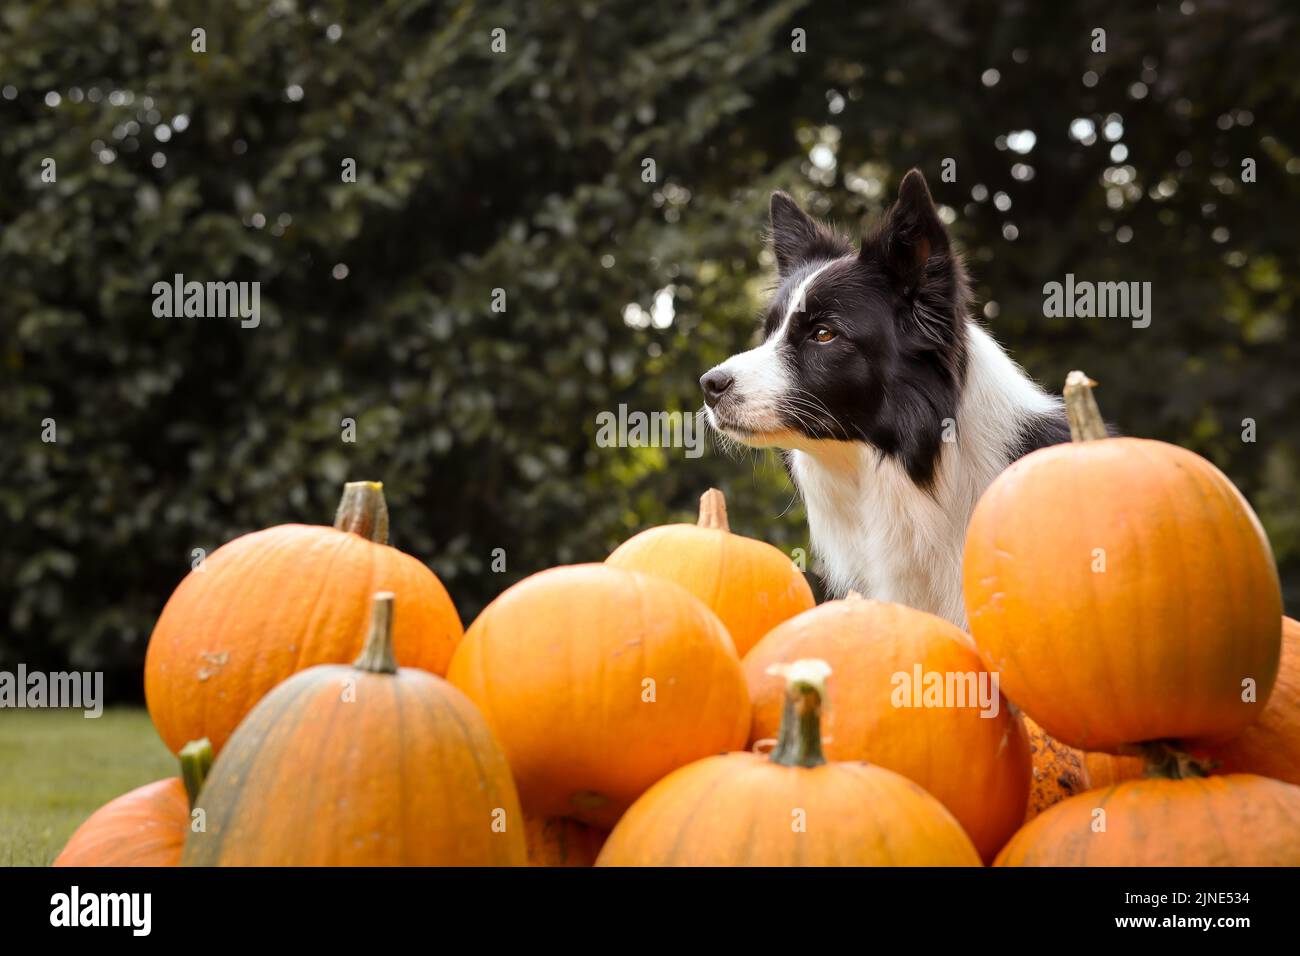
[700,169,971,487]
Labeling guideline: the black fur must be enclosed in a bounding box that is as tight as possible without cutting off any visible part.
[769,192,853,276]
[1008,410,1074,461]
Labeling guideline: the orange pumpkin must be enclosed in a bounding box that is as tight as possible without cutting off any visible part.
[742,595,1029,862]
[182,593,524,866]
[1082,750,1145,789]
[146,481,463,754]
[595,659,982,866]
[997,768,1300,866]
[606,488,815,656]
[1021,715,1089,821]
[964,372,1282,752]
[53,739,212,867]
[1186,616,1300,785]
[524,815,608,867]
[446,563,750,829]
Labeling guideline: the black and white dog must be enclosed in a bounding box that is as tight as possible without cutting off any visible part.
[700,169,1069,627]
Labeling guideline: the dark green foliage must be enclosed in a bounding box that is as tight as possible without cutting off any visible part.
[2,0,1297,698]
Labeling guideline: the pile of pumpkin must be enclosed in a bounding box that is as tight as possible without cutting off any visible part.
[55,372,1300,867]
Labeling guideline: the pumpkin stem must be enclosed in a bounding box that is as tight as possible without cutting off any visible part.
[697,488,730,531]
[179,738,213,810]
[334,481,390,544]
[354,592,399,674]
[1063,370,1108,442]
[766,659,833,769]
[1132,740,1212,780]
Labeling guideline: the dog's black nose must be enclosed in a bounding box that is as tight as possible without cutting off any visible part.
[700,370,734,407]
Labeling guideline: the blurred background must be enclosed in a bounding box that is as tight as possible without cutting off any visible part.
[3,0,1299,704]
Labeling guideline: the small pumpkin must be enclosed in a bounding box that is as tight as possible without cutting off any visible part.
[524,815,608,867]
[1022,715,1089,821]
[446,563,750,829]
[53,739,212,867]
[595,659,982,866]
[606,488,815,656]
[964,372,1283,752]
[146,481,463,755]
[742,595,1030,862]
[182,593,524,866]
[1185,616,1300,786]
[996,745,1300,866]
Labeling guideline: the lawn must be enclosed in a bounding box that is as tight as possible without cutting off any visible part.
[0,708,174,866]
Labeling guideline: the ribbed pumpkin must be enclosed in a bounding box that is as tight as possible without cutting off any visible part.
[146,481,463,755]
[1022,715,1089,821]
[742,595,1030,862]
[1084,751,1145,789]
[446,563,750,829]
[964,372,1283,751]
[1081,622,1298,787]
[996,748,1300,866]
[606,488,815,656]
[182,593,524,866]
[1186,616,1300,785]
[53,739,212,867]
[524,815,608,867]
[596,659,982,866]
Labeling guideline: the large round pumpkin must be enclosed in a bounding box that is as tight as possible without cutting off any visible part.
[742,595,1030,862]
[996,771,1300,866]
[1186,616,1300,785]
[524,815,607,867]
[606,488,815,656]
[146,481,463,754]
[446,563,750,829]
[182,593,524,866]
[964,372,1282,751]
[53,739,212,867]
[1021,715,1089,821]
[596,659,981,866]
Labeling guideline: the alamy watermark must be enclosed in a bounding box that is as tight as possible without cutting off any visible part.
[595,404,705,459]
[890,664,1001,718]
[1043,273,1151,329]
[50,886,150,936]
[1,664,103,717]
[152,273,261,328]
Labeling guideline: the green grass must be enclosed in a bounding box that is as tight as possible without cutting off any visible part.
[0,708,174,866]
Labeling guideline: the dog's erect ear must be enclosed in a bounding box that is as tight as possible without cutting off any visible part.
[876,169,949,292]
[770,192,846,277]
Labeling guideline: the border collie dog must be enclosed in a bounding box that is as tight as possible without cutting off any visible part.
[700,169,1070,628]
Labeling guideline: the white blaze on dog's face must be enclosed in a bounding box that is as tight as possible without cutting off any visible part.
[700,260,836,446]
[700,172,971,488]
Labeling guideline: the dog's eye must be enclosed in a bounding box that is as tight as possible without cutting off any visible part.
[812,326,836,343]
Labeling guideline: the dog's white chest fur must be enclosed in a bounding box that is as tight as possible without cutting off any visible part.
[792,447,969,625]
[789,324,1060,628]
